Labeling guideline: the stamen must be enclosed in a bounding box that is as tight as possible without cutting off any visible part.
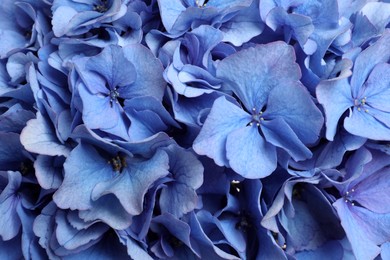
[108,154,127,173]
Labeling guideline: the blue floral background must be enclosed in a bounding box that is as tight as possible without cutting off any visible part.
[1,0,390,259]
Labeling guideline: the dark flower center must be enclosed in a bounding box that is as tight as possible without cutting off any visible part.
[94,0,109,13]
[108,155,127,173]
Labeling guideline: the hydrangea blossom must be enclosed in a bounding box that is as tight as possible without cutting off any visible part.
[1,0,390,259]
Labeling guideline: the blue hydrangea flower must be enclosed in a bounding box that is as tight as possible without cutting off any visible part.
[194,42,323,178]
[317,29,390,141]
[51,0,127,37]
[53,142,170,230]
[157,0,253,35]
[73,44,165,141]
[0,0,50,58]
[262,175,344,257]
[333,147,390,260]
[164,25,224,97]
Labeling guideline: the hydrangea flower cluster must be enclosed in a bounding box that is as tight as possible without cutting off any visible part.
[1,0,390,259]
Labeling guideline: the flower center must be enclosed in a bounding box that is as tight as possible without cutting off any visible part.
[248,107,264,127]
[344,188,356,206]
[94,0,108,13]
[109,87,120,106]
[354,97,368,113]
[108,155,127,173]
[195,0,208,8]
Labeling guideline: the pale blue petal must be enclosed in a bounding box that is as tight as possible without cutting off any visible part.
[344,108,390,141]
[216,42,301,111]
[91,150,169,215]
[350,30,390,97]
[53,143,112,211]
[333,200,383,260]
[261,118,312,161]
[193,97,250,167]
[20,112,71,157]
[226,126,277,179]
[316,78,353,141]
[363,63,390,111]
[264,82,323,145]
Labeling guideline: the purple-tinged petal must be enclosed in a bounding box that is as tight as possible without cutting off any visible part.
[226,126,277,179]
[85,45,136,89]
[260,118,311,161]
[351,167,390,214]
[333,200,389,260]
[91,150,169,216]
[20,112,71,157]
[350,29,390,97]
[55,210,108,251]
[53,143,113,211]
[121,44,166,101]
[316,78,353,141]
[193,96,250,167]
[0,171,22,241]
[264,82,323,145]
[363,63,390,111]
[344,108,390,141]
[78,196,133,230]
[34,155,64,190]
[216,42,301,111]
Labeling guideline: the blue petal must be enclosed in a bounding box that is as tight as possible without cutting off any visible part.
[350,29,390,97]
[216,42,301,111]
[0,171,22,240]
[78,196,133,230]
[316,78,353,141]
[264,82,323,145]
[159,145,203,217]
[333,199,390,260]
[226,125,277,179]
[260,118,312,161]
[121,44,166,101]
[352,167,390,214]
[55,210,108,251]
[91,150,169,215]
[157,0,186,33]
[344,107,390,141]
[53,143,113,211]
[85,45,136,89]
[364,63,390,111]
[193,96,250,167]
[34,155,64,190]
[20,112,71,157]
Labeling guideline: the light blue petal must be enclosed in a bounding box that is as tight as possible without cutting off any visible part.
[264,82,323,145]
[193,96,250,167]
[226,125,277,179]
[0,171,22,241]
[91,150,169,215]
[316,78,353,141]
[34,155,63,190]
[216,42,301,111]
[344,107,390,141]
[85,45,136,89]
[364,63,390,111]
[352,167,390,214]
[261,118,312,161]
[333,200,384,260]
[55,210,108,251]
[20,112,71,157]
[157,0,186,33]
[53,143,112,211]
[350,29,390,97]
[121,44,165,100]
